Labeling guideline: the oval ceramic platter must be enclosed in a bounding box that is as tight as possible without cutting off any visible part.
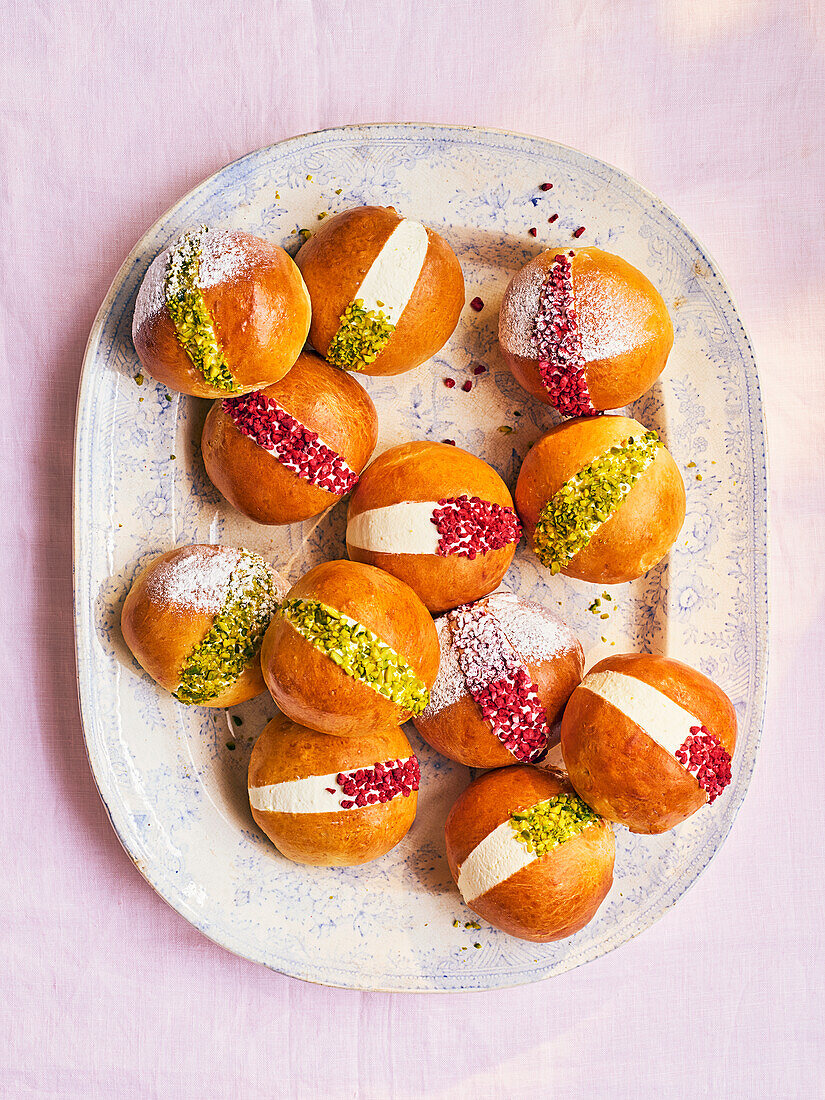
[74,124,768,992]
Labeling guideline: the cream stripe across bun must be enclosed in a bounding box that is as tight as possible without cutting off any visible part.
[353,218,429,325]
[249,756,417,814]
[456,818,537,903]
[346,501,441,556]
[580,669,702,761]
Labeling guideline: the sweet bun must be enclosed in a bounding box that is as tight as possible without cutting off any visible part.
[296,206,464,376]
[346,441,521,614]
[133,227,310,398]
[499,247,673,415]
[121,544,287,707]
[561,652,737,834]
[201,351,379,525]
[515,414,685,583]
[261,560,440,737]
[414,592,584,768]
[248,715,419,866]
[445,765,614,942]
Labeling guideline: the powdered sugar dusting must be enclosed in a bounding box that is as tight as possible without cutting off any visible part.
[498,255,547,359]
[577,274,648,363]
[131,228,253,336]
[485,592,582,667]
[500,248,648,370]
[141,545,286,616]
[198,229,253,289]
[132,248,169,334]
[421,614,467,715]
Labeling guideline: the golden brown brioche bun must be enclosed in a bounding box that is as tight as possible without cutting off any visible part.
[346,441,520,614]
[515,415,686,584]
[499,247,673,411]
[121,544,287,707]
[132,229,311,398]
[295,206,465,376]
[445,766,614,942]
[248,715,418,866]
[261,560,440,737]
[414,592,584,768]
[561,653,737,834]
[201,352,379,525]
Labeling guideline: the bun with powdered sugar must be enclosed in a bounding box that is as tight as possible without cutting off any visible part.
[133,227,310,398]
[414,592,584,769]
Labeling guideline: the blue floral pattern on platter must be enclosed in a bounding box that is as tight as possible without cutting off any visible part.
[74,124,768,992]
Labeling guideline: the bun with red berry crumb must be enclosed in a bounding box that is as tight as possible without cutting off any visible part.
[561,652,737,833]
[248,715,419,866]
[499,247,673,415]
[202,352,378,525]
[414,592,584,768]
[346,441,521,614]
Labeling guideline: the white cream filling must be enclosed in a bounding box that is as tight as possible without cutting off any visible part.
[249,757,414,814]
[580,670,701,759]
[249,771,346,814]
[352,218,429,325]
[456,820,536,903]
[347,501,441,556]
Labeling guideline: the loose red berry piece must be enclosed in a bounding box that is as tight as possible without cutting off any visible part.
[548,213,559,224]
[472,364,487,375]
[448,603,550,762]
[461,380,473,392]
[430,495,521,558]
[444,377,456,388]
[222,391,359,495]
[528,227,537,237]
[540,183,553,191]
[572,226,586,238]
[531,252,598,418]
[442,439,456,446]
[470,297,484,312]
[675,726,732,803]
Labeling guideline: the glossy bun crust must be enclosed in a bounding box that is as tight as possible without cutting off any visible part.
[515,415,686,584]
[248,715,417,866]
[133,230,311,398]
[414,602,584,768]
[261,560,440,737]
[121,545,286,707]
[499,247,673,410]
[561,653,738,834]
[201,352,379,525]
[445,766,615,942]
[295,206,465,376]
[347,441,518,613]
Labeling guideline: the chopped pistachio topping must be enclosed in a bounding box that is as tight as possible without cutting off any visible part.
[165,226,237,392]
[533,431,661,572]
[174,551,279,705]
[326,299,395,370]
[279,597,429,715]
[510,793,601,858]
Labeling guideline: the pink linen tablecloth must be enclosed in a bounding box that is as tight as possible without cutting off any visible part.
[2,1,823,1096]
